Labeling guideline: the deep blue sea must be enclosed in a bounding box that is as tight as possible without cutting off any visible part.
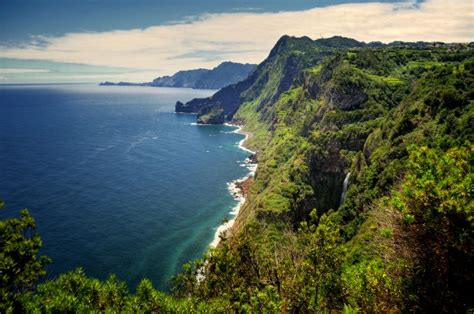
[0,84,250,291]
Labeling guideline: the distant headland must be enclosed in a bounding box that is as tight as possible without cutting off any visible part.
[99,61,256,90]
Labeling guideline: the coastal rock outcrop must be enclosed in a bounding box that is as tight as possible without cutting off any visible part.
[196,106,225,124]
[235,177,253,196]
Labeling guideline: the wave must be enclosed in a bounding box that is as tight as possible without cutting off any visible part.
[190,122,214,126]
[174,111,197,115]
[224,123,257,155]
[209,124,257,248]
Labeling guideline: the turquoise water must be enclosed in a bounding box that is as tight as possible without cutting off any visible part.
[0,84,250,290]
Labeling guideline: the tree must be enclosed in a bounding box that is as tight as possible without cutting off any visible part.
[392,145,474,311]
[0,202,50,311]
[299,209,344,311]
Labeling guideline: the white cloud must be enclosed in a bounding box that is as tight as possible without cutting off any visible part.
[0,68,50,74]
[0,0,472,80]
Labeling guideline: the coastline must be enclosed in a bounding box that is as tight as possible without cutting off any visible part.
[209,123,257,248]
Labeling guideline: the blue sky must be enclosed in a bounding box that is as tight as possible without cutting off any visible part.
[1,0,406,42]
[0,0,472,84]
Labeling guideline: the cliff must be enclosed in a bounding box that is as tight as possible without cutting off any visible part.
[10,36,473,312]
[175,36,369,123]
[175,36,474,312]
[99,61,256,90]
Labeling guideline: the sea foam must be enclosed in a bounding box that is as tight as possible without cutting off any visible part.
[209,124,257,248]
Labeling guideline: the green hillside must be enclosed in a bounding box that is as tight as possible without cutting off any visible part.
[176,35,334,124]
[2,36,473,312]
[173,38,473,312]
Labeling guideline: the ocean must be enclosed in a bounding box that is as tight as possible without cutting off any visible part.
[0,84,251,291]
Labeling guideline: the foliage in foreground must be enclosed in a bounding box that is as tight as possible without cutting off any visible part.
[0,204,50,311]
[174,43,474,312]
[173,145,473,312]
[0,205,229,312]
[1,39,473,312]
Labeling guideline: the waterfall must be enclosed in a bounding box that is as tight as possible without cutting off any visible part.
[339,172,351,207]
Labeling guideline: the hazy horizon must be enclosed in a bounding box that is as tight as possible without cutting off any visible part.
[1,0,472,84]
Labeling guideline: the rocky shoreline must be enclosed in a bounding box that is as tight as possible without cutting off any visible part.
[209,123,257,248]
[235,176,253,196]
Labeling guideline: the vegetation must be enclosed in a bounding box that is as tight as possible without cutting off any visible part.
[2,36,473,312]
[0,203,50,311]
[0,203,232,312]
[177,38,474,312]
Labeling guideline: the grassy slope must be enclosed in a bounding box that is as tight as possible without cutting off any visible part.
[182,36,333,124]
[178,44,474,312]
[7,39,473,312]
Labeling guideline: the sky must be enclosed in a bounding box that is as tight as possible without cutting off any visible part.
[0,0,472,84]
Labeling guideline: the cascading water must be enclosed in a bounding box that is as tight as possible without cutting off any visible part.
[339,172,351,207]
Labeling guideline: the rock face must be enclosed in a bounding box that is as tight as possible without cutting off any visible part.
[175,100,201,113]
[196,107,225,124]
[177,79,250,122]
[176,35,340,123]
[304,55,368,111]
[235,177,253,196]
[325,82,368,110]
[176,36,458,125]
[99,62,256,90]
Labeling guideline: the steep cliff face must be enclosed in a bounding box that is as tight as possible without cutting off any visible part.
[175,35,346,123]
[180,39,473,312]
[20,35,473,312]
[177,78,253,123]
